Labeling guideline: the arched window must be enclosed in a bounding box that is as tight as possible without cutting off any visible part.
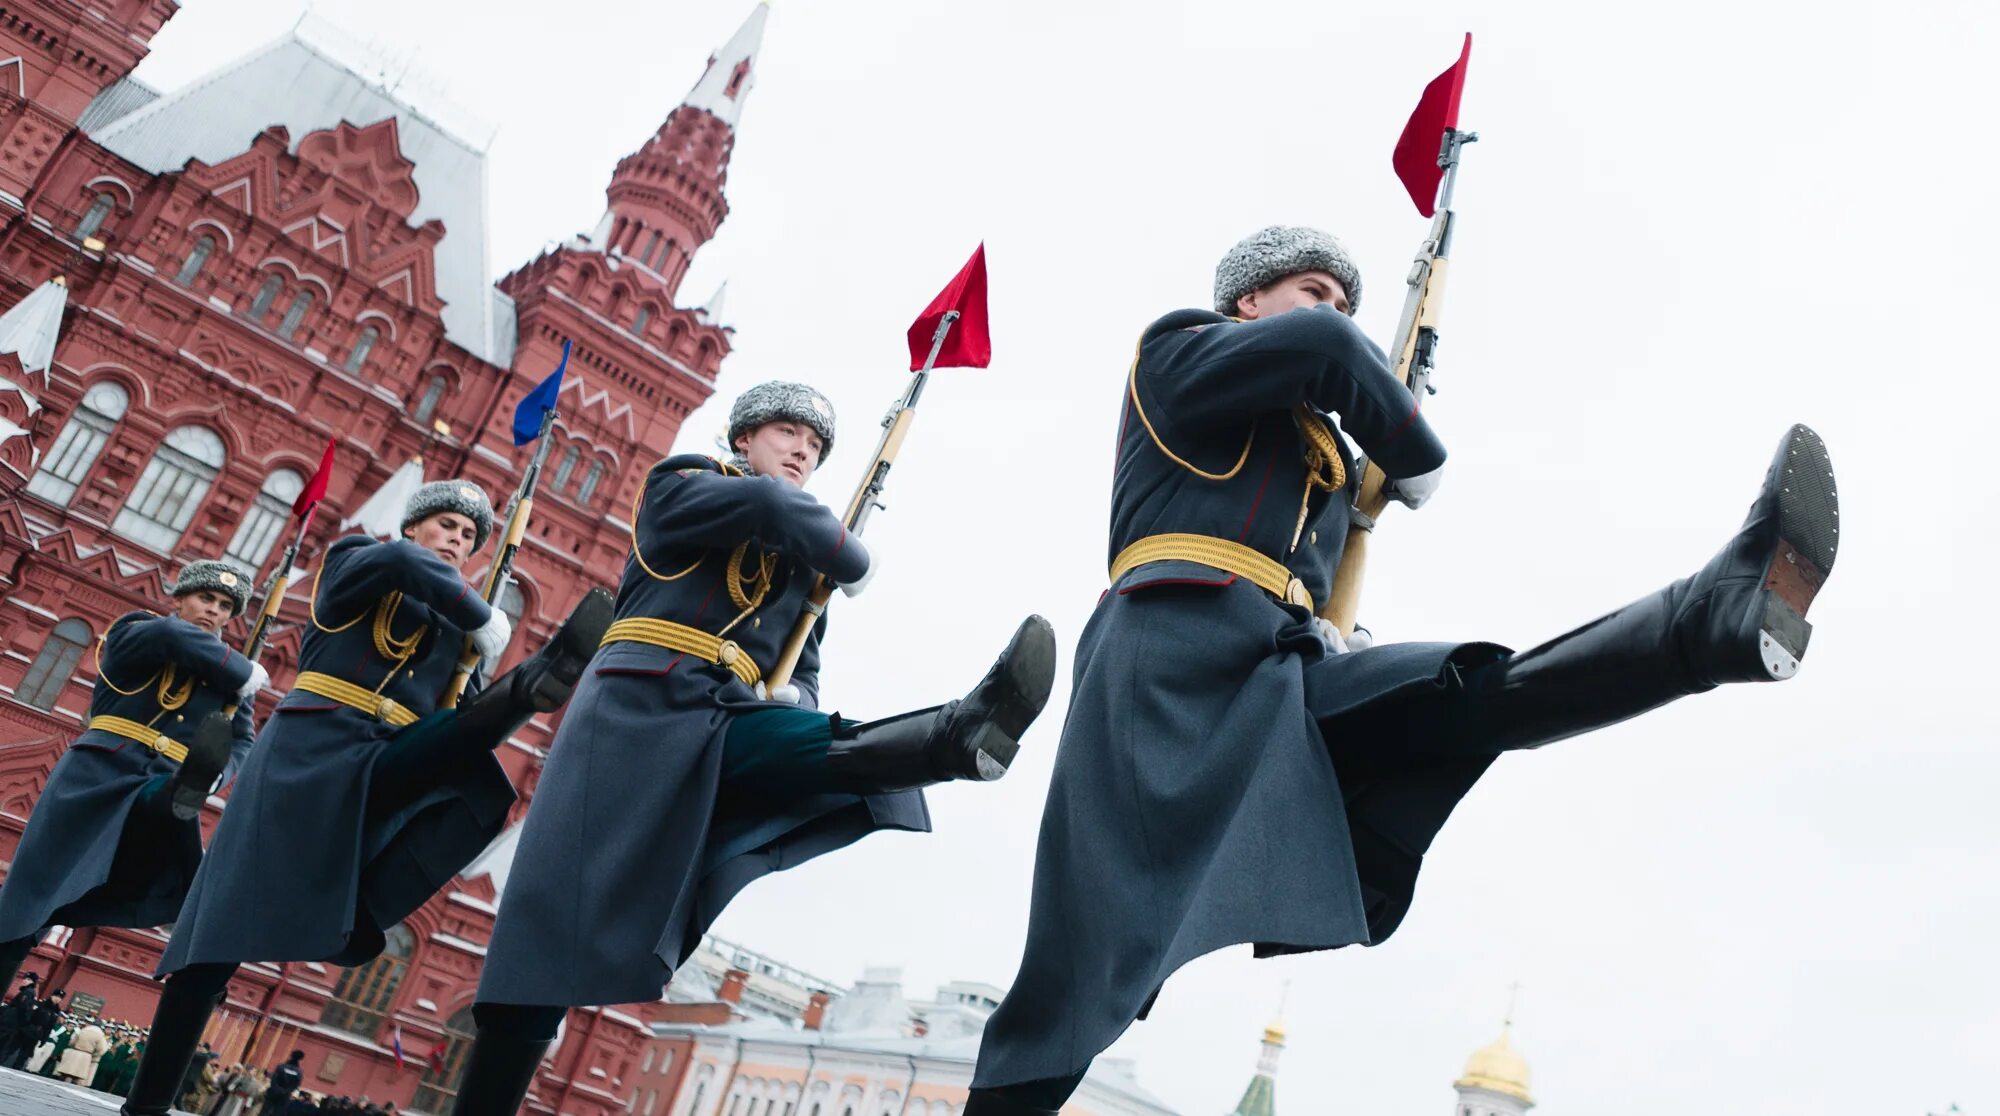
[27,381,129,506]
[247,273,283,321]
[277,291,314,340]
[14,618,91,711]
[225,468,305,570]
[642,231,661,268]
[344,326,379,373]
[631,306,651,336]
[321,923,415,1038]
[176,235,216,285]
[577,460,605,505]
[409,1006,478,1112]
[656,238,676,271]
[551,443,580,490]
[74,193,115,240]
[111,425,225,552]
[413,374,448,422]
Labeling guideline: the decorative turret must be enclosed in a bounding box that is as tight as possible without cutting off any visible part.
[1227,1002,1286,1116]
[0,278,69,468]
[587,3,767,300]
[1453,1024,1534,1116]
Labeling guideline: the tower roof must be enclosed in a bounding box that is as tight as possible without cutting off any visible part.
[682,3,768,127]
[0,278,70,383]
[340,457,428,539]
[1455,1026,1533,1104]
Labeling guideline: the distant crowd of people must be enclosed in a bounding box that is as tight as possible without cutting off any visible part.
[1,973,404,1114]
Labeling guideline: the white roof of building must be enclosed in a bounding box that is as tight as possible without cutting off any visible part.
[683,4,768,128]
[0,278,69,383]
[80,18,516,363]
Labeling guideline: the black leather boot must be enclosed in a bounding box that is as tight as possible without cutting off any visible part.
[120,968,229,1114]
[961,1089,1062,1115]
[1448,423,1839,754]
[826,615,1057,794]
[455,588,615,743]
[448,1031,549,1115]
[168,711,235,821]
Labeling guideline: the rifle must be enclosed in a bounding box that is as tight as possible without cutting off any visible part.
[763,311,959,690]
[442,407,557,707]
[1323,124,1477,637]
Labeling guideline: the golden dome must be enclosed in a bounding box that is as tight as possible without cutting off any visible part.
[1454,1027,1533,1104]
[1262,1017,1287,1046]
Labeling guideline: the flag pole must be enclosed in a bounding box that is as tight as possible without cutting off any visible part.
[763,311,959,690]
[442,340,570,707]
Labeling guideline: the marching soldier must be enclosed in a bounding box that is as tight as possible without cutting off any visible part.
[446,382,1057,1112]
[116,480,615,1116]
[962,227,1841,1113]
[0,560,263,998]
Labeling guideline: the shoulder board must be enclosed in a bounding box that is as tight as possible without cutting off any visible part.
[109,610,158,631]
[1141,308,1232,347]
[659,453,742,478]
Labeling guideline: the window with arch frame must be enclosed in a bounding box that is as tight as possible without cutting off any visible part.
[321,923,415,1038]
[111,425,226,553]
[577,459,606,505]
[551,443,580,491]
[277,290,314,340]
[176,234,216,285]
[74,192,115,240]
[27,380,129,506]
[247,273,283,321]
[225,468,306,570]
[409,1005,478,1112]
[413,374,449,423]
[14,618,92,711]
[345,326,380,373]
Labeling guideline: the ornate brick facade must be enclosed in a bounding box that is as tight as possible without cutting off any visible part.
[0,3,767,1110]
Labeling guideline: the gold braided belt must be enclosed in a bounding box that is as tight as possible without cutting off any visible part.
[601,617,763,686]
[292,672,420,728]
[1109,533,1315,611]
[86,716,190,764]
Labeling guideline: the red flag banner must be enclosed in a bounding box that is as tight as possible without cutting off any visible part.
[907,242,991,370]
[293,436,336,516]
[1392,33,1473,217]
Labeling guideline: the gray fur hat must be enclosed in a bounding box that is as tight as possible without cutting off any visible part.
[1213,225,1363,316]
[170,559,253,616]
[727,381,837,464]
[402,480,495,552]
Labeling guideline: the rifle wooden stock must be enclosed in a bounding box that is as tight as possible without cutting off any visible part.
[444,492,535,707]
[765,407,917,690]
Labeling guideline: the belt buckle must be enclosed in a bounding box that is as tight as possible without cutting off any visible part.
[376,696,401,722]
[1283,577,1311,608]
[717,640,742,667]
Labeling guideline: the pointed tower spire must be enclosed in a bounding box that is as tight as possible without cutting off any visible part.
[589,3,768,301]
[1229,992,1287,1116]
[340,458,428,539]
[0,277,71,388]
[697,280,729,326]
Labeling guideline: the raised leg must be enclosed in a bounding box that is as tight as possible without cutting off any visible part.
[446,1003,566,1115]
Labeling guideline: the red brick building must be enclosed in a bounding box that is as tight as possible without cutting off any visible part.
[0,2,768,1110]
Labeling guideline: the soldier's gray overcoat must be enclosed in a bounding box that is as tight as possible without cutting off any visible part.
[0,613,253,942]
[159,536,514,970]
[479,455,928,1008]
[975,306,1508,1089]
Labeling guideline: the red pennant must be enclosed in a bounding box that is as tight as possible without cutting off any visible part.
[907,243,991,370]
[293,436,336,517]
[1393,34,1473,217]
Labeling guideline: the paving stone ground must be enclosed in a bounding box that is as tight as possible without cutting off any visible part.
[0,1067,194,1116]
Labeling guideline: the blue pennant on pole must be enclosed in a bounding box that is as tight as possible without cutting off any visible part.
[512,339,571,445]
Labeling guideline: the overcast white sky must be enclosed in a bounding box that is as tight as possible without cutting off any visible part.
[131,1,1998,1112]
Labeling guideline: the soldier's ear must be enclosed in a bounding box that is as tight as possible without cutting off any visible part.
[1235,289,1261,320]
[732,431,752,455]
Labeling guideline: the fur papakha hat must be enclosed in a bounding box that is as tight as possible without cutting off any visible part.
[170,559,253,616]
[402,480,495,552]
[1213,225,1363,316]
[727,381,837,464]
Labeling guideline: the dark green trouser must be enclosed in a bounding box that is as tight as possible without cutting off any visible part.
[718,707,861,797]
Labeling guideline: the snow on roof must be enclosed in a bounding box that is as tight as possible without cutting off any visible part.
[682,4,768,128]
[82,17,511,362]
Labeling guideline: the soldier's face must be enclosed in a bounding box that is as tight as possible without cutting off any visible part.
[173,589,234,634]
[405,512,478,568]
[735,421,822,488]
[1235,270,1351,319]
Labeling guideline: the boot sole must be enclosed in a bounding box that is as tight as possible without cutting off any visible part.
[967,615,1058,779]
[1757,424,1838,679]
[526,587,616,709]
[169,712,234,821]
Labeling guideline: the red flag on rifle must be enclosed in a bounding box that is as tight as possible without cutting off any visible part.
[1393,33,1473,217]
[293,436,336,517]
[907,243,991,370]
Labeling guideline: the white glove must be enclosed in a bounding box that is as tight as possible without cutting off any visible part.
[1384,463,1444,510]
[1346,624,1375,652]
[1314,618,1351,655]
[754,681,803,704]
[838,557,876,599]
[470,610,513,662]
[236,662,270,702]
